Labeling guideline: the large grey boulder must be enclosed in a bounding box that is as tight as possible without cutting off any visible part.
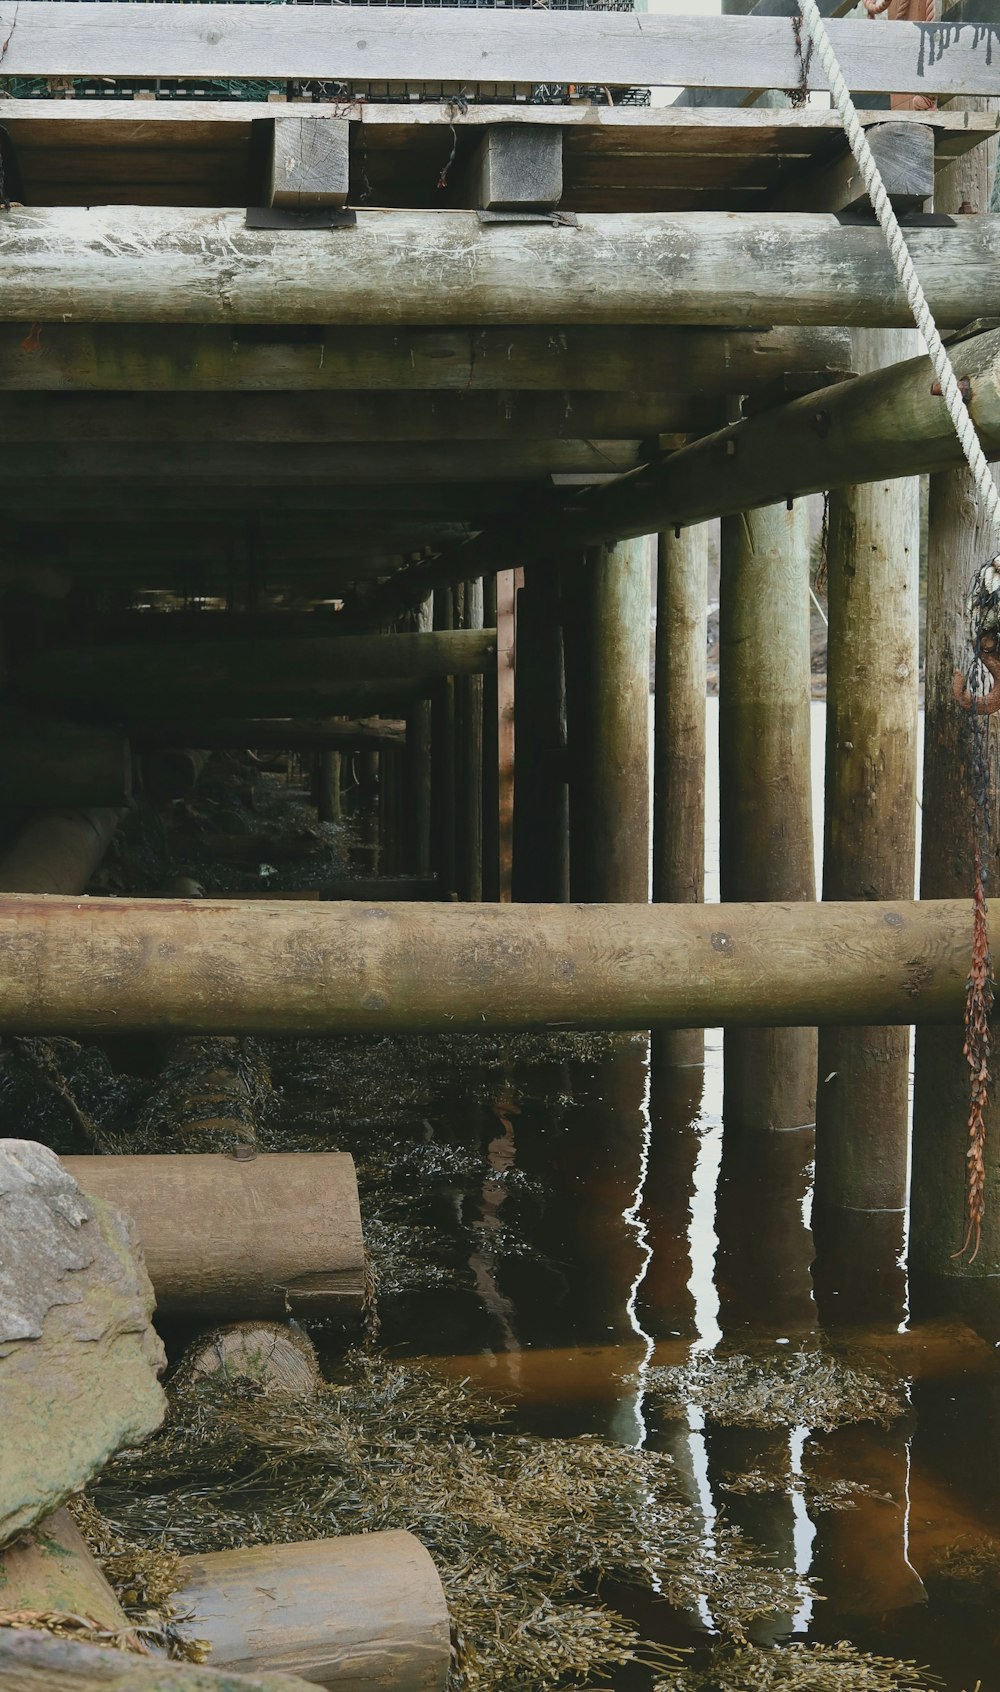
[0,1140,166,1547]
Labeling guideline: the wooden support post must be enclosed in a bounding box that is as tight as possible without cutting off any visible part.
[405,598,433,878]
[171,1534,450,1691]
[512,566,569,902]
[713,499,818,1360]
[471,123,563,211]
[265,115,349,210]
[496,569,517,902]
[315,749,342,825]
[0,807,121,896]
[911,109,1000,1301]
[62,1152,365,1320]
[457,580,484,901]
[570,539,651,904]
[773,120,934,213]
[0,892,984,1035]
[720,502,816,1133]
[652,525,708,1070]
[481,574,500,902]
[431,587,457,897]
[814,329,920,1327]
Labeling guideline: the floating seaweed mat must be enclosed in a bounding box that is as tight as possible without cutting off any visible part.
[83,1352,807,1691]
[654,1640,942,1692]
[648,1348,905,1434]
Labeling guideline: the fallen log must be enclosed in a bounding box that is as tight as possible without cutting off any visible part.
[174,1321,321,1397]
[140,748,210,802]
[170,1534,450,1691]
[61,1153,365,1320]
[0,714,131,809]
[13,632,496,719]
[0,894,979,1035]
[0,1508,132,1640]
[0,809,121,896]
[2,207,1000,329]
[0,1628,320,1691]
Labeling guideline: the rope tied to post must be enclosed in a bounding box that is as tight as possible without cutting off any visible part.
[794,0,1000,1256]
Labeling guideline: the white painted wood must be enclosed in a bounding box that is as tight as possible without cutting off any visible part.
[3,205,1000,328]
[0,6,997,96]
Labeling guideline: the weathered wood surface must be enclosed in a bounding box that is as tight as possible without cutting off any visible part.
[0,809,122,897]
[0,1628,320,1692]
[141,748,210,802]
[815,329,920,1323]
[0,324,854,395]
[0,1508,130,1637]
[4,208,1000,328]
[0,893,982,1035]
[473,124,563,211]
[171,1534,450,1691]
[0,1140,165,1545]
[0,716,130,810]
[174,1322,321,1397]
[651,526,707,1070]
[0,391,707,444]
[512,569,568,903]
[267,116,349,211]
[0,7,995,94]
[720,503,816,1136]
[134,718,405,752]
[13,633,496,718]
[772,119,935,212]
[62,1153,365,1319]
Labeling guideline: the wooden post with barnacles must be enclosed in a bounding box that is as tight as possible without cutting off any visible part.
[652,525,708,1071]
[911,109,1000,1300]
[813,329,921,1327]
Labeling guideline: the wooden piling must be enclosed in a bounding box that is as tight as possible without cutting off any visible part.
[569,539,651,904]
[814,329,920,1325]
[512,567,569,902]
[457,580,484,902]
[405,600,433,878]
[431,588,457,897]
[719,502,816,1135]
[910,103,1000,1295]
[652,525,708,1068]
[315,750,341,825]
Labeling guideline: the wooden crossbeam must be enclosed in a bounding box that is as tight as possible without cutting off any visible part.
[0,323,854,395]
[0,6,996,96]
[4,207,1000,328]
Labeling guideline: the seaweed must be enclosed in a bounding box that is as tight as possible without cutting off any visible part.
[649,1349,905,1433]
[654,1640,941,1691]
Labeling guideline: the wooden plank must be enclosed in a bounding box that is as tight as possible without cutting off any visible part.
[772,120,935,212]
[0,323,854,395]
[4,206,1000,328]
[267,116,350,211]
[0,8,997,96]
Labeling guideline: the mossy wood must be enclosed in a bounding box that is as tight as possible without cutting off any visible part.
[170,1535,450,1691]
[0,1509,130,1639]
[0,893,980,1035]
[0,1628,321,1691]
[2,209,1000,328]
[61,1153,365,1320]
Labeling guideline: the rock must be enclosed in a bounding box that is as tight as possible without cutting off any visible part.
[0,1628,319,1691]
[0,1141,166,1548]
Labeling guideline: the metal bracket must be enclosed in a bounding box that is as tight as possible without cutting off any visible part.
[477,209,578,227]
[245,206,357,230]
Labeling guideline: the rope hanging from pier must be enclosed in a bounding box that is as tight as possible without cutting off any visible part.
[796,0,999,1258]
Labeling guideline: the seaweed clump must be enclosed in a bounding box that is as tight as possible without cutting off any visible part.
[84,1352,804,1691]
[654,1640,941,1691]
[649,1348,904,1433]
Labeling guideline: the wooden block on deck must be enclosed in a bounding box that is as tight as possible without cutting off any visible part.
[472,124,563,212]
[774,121,935,214]
[267,115,350,211]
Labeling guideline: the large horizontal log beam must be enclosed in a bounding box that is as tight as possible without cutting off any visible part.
[13,631,497,716]
[4,207,1000,329]
[0,391,714,444]
[0,323,854,395]
[0,894,978,1035]
[133,717,406,752]
[0,6,993,94]
[354,325,1000,616]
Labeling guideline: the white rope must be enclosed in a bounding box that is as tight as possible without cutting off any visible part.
[797,0,1000,547]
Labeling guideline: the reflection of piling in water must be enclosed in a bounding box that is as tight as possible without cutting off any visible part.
[806,1423,926,1619]
[638,1061,704,1343]
[707,1425,800,1646]
[714,1122,816,1341]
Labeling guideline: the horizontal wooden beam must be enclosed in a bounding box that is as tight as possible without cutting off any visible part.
[0,322,854,394]
[0,391,715,445]
[773,120,935,214]
[0,7,994,95]
[0,894,975,1034]
[13,630,497,718]
[133,716,406,752]
[4,207,1000,329]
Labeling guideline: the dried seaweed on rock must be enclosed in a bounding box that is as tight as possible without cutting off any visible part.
[654,1640,942,1691]
[649,1349,904,1433]
[85,1353,804,1691]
